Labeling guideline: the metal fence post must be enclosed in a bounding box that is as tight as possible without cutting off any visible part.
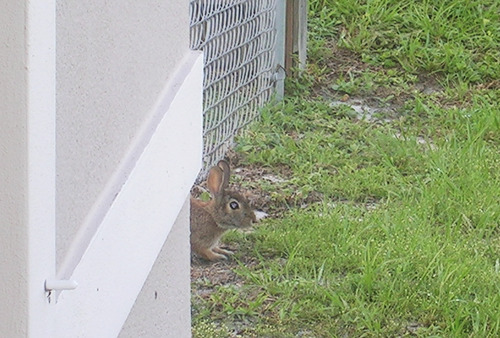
[296,0,308,70]
[275,0,287,99]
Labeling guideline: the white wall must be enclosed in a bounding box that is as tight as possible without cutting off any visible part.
[53,0,201,335]
[1,0,200,336]
[56,0,191,266]
[0,1,57,336]
[0,1,29,334]
[53,52,202,337]
[119,198,192,337]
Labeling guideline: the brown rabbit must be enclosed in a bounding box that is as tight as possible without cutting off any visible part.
[190,160,256,261]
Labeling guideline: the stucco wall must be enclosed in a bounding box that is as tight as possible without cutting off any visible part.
[2,1,196,335]
[119,197,192,338]
[0,2,29,335]
[52,51,202,337]
[56,0,190,265]
[1,2,57,336]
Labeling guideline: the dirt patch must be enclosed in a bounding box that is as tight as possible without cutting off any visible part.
[309,42,445,120]
[191,249,260,322]
[192,256,247,300]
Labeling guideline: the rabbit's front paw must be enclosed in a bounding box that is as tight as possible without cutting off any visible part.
[199,248,229,261]
[213,247,234,256]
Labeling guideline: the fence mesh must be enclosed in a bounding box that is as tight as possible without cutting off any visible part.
[190,0,278,177]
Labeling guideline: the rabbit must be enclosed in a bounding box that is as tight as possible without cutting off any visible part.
[190,160,256,261]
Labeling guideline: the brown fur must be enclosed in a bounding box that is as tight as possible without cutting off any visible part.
[190,160,256,261]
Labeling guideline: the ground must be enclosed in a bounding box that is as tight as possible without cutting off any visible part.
[190,1,500,335]
[190,47,441,335]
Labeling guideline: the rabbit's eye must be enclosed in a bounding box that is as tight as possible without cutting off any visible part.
[229,201,240,210]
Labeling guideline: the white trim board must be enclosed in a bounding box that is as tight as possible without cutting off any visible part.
[54,52,203,338]
[57,51,203,281]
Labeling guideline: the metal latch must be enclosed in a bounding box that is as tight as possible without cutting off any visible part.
[270,64,287,82]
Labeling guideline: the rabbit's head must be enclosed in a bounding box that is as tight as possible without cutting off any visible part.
[206,160,256,229]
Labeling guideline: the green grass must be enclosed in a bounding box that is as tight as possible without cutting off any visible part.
[310,0,500,84]
[192,0,500,336]
[227,99,500,337]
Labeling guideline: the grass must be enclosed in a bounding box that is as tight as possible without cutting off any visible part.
[192,0,500,336]
[309,0,500,84]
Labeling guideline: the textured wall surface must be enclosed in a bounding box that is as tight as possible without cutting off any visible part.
[56,0,190,265]
[1,1,57,336]
[52,52,202,337]
[0,2,29,335]
[119,198,191,338]
[2,1,196,335]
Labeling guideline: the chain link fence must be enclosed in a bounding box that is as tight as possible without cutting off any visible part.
[190,0,279,177]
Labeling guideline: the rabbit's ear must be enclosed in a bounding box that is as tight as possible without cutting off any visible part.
[207,165,224,196]
[217,160,230,189]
